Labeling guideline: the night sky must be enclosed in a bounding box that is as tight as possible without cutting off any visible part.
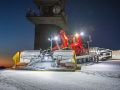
[0,0,120,55]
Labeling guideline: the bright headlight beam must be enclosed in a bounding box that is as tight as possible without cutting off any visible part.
[80,32,84,36]
[54,36,58,41]
[75,33,79,38]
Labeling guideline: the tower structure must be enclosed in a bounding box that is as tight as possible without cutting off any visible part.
[26,0,67,50]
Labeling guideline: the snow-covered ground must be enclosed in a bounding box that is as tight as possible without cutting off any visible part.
[0,60,120,90]
[81,60,120,78]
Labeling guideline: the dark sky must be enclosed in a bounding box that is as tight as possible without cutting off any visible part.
[0,0,120,55]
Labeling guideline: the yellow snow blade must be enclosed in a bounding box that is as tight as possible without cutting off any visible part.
[13,52,20,65]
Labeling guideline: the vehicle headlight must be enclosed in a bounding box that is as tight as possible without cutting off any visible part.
[44,56,48,61]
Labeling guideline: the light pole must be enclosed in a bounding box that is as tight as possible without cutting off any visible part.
[80,32,92,55]
[87,41,90,54]
[48,38,53,51]
[48,36,60,51]
[54,36,60,50]
[87,35,92,55]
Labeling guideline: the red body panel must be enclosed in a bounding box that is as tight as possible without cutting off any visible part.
[52,30,87,55]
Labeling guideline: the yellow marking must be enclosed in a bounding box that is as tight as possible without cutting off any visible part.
[13,52,20,65]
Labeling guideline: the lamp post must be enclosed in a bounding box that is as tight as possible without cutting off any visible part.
[87,41,90,54]
[87,35,92,54]
[80,32,92,55]
[48,38,53,51]
[54,36,60,50]
[48,36,60,51]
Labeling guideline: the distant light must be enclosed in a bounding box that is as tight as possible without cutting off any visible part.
[44,56,48,61]
[75,33,79,38]
[54,36,58,41]
[80,32,84,36]
[48,38,51,41]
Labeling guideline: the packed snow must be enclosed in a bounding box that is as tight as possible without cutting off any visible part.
[0,60,120,90]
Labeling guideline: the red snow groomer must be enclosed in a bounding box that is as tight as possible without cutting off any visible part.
[52,30,88,56]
